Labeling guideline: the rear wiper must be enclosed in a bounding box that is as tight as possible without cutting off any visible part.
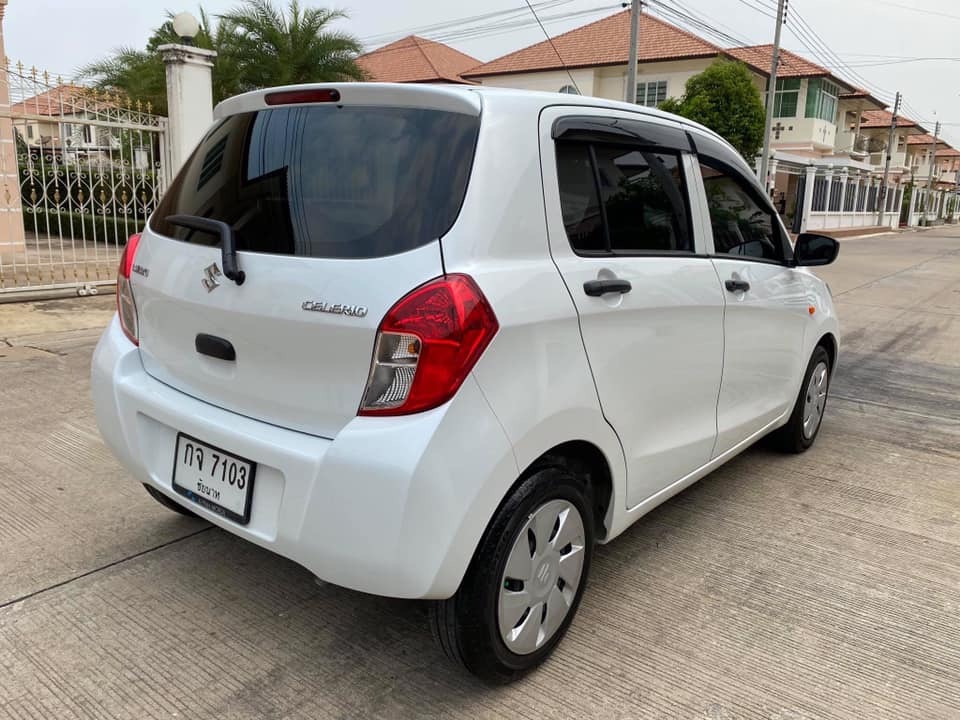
[167,214,246,286]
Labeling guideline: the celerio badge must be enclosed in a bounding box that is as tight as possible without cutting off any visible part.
[302,300,368,318]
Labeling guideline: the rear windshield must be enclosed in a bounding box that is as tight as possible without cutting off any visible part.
[150,105,480,259]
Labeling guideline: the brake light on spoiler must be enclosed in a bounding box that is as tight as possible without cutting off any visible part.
[265,88,341,105]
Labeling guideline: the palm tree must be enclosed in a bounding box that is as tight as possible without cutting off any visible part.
[78,1,364,115]
[218,0,365,91]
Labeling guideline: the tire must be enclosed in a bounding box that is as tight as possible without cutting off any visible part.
[429,465,594,684]
[771,344,832,453]
[143,483,199,518]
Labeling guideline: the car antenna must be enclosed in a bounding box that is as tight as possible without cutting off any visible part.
[522,0,581,95]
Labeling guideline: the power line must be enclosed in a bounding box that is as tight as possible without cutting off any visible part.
[664,0,759,45]
[359,4,620,59]
[645,0,751,48]
[359,0,571,44]
[731,0,776,19]
[523,0,582,93]
[870,0,960,22]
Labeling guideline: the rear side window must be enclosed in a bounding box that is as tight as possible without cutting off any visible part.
[556,140,692,254]
[151,106,480,259]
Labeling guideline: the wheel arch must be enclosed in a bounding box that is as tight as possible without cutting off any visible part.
[519,440,615,541]
[817,331,838,374]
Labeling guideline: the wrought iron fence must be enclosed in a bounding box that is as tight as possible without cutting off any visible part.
[0,62,169,294]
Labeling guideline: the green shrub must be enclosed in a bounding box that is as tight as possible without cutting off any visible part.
[23,209,143,243]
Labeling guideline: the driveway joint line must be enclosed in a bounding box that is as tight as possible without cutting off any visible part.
[0,526,213,612]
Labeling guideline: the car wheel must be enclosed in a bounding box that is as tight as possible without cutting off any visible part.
[143,483,199,518]
[771,345,831,453]
[429,465,594,684]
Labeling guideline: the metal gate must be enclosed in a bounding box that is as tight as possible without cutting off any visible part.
[0,63,169,295]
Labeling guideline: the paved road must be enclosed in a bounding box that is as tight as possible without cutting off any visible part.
[1,229,958,719]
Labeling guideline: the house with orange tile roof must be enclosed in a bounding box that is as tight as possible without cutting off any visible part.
[9,84,97,149]
[356,35,480,84]
[459,9,960,229]
[934,148,960,188]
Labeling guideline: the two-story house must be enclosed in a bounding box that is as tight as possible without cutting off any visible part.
[362,9,958,230]
[459,9,903,233]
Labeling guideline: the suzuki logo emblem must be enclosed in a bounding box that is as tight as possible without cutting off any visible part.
[202,263,222,293]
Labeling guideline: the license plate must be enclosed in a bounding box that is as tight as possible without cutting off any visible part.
[171,433,256,524]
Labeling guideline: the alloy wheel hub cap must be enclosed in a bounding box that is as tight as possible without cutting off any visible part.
[498,499,585,655]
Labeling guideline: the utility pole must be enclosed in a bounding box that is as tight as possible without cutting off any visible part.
[758,0,787,194]
[878,91,901,227]
[924,120,941,225]
[625,0,642,104]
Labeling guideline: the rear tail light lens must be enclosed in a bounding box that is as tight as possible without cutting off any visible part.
[116,233,141,345]
[359,274,499,416]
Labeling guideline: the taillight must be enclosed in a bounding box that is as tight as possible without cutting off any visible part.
[116,233,141,346]
[359,274,499,416]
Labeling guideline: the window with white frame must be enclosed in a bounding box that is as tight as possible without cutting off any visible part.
[558,84,580,95]
[773,78,800,118]
[805,79,840,123]
[635,80,668,107]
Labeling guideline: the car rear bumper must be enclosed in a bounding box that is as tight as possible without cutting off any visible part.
[91,315,519,599]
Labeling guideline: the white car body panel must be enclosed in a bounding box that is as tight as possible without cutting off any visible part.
[91,83,839,601]
[537,106,725,508]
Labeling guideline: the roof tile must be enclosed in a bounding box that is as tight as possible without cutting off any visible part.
[859,109,922,130]
[9,84,88,116]
[462,11,720,77]
[724,45,833,79]
[358,35,480,83]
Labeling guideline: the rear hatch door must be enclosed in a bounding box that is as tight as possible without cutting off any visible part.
[133,86,481,438]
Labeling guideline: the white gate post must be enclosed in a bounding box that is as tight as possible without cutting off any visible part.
[159,34,216,174]
[0,0,26,255]
[799,165,817,233]
[837,168,848,224]
[908,182,919,227]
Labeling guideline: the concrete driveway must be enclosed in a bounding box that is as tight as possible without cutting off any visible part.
[1,229,958,719]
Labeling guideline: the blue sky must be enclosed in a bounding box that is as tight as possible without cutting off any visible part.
[4,0,959,145]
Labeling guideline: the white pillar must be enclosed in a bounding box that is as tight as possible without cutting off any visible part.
[159,44,217,174]
[908,183,919,227]
[824,167,834,217]
[800,165,817,233]
[0,0,26,254]
[837,169,849,221]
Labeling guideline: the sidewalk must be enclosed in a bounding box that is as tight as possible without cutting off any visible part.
[0,295,115,347]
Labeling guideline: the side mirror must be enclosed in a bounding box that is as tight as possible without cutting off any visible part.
[794,233,839,267]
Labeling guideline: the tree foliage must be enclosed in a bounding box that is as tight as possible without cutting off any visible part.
[659,60,766,161]
[79,1,364,116]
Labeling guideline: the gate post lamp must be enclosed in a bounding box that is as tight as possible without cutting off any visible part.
[172,12,201,45]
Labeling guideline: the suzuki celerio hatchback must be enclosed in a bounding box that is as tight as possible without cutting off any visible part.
[93,83,840,683]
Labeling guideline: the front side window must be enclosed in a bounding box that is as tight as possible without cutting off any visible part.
[635,80,668,108]
[773,78,800,118]
[805,79,839,123]
[556,140,692,254]
[699,161,785,262]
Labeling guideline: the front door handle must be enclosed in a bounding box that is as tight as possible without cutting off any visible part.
[584,278,632,297]
[724,279,750,293]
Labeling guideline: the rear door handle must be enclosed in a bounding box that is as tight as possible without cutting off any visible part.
[724,279,750,293]
[584,278,632,297]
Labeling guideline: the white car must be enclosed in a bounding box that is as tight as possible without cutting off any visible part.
[92,83,839,683]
